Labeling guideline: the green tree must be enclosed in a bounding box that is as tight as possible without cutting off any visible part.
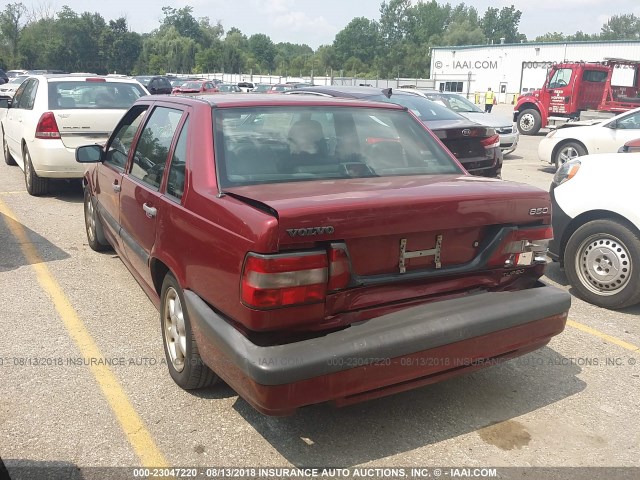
[248,33,276,72]
[333,17,379,66]
[0,2,27,66]
[600,14,640,40]
[481,6,525,44]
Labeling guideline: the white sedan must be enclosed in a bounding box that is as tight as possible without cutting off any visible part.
[1,74,148,195]
[538,106,640,169]
[548,151,640,309]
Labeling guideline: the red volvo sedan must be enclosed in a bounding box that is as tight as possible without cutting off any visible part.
[76,94,570,415]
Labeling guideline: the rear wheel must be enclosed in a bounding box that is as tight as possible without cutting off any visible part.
[565,219,640,309]
[84,188,110,251]
[517,109,541,135]
[3,133,16,166]
[554,141,586,169]
[23,147,49,196]
[161,274,218,389]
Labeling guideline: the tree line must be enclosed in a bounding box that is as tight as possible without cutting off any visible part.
[1,1,639,78]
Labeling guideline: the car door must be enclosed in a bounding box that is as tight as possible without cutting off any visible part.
[3,78,36,162]
[95,105,149,249]
[119,105,186,288]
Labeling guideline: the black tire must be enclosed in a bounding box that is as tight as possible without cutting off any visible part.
[3,132,16,166]
[23,147,49,196]
[83,188,110,251]
[554,141,586,169]
[565,219,640,309]
[517,108,542,135]
[160,274,218,389]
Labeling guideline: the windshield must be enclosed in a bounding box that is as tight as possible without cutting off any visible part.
[214,106,462,187]
[428,93,484,113]
[364,93,464,121]
[182,82,203,90]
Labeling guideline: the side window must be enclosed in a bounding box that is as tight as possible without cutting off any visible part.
[11,81,28,107]
[617,111,640,130]
[16,79,38,109]
[130,106,184,189]
[105,105,149,170]
[166,118,189,201]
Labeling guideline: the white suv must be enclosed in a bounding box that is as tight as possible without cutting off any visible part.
[1,74,148,195]
[548,151,640,309]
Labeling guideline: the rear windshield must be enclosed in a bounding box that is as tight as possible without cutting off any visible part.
[365,93,463,121]
[182,82,203,90]
[214,106,462,187]
[48,81,146,109]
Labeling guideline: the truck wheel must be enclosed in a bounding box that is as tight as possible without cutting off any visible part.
[517,109,541,135]
[565,219,640,309]
[161,273,218,389]
[554,142,586,169]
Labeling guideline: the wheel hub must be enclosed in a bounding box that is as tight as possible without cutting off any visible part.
[577,236,631,294]
[163,287,187,372]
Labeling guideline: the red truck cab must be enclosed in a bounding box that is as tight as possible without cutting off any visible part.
[515,59,640,135]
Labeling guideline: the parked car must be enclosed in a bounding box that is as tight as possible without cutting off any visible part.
[6,69,27,79]
[0,75,28,98]
[217,84,242,93]
[538,106,640,169]
[548,153,640,309]
[75,93,570,415]
[618,138,640,153]
[251,83,273,93]
[405,89,519,155]
[288,86,503,178]
[172,80,219,94]
[266,84,294,94]
[0,74,148,195]
[134,76,173,95]
[237,82,254,92]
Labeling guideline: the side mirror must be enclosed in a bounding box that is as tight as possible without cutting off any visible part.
[76,144,104,163]
[0,97,11,109]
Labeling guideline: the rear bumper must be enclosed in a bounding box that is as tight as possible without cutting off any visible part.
[186,283,570,415]
[27,139,85,178]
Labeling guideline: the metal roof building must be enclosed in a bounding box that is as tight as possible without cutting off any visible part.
[429,40,640,104]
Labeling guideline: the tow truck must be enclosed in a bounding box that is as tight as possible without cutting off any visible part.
[514,58,640,135]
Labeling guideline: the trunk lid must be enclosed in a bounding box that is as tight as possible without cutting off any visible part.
[53,109,129,148]
[225,176,550,277]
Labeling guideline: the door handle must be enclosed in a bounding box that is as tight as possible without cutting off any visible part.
[143,203,157,218]
[112,181,121,193]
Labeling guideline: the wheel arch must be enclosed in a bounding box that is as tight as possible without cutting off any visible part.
[150,256,186,296]
[514,101,544,123]
[559,209,640,264]
[551,138,588,165]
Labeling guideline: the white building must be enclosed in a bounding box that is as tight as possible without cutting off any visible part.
[429,40,640,104]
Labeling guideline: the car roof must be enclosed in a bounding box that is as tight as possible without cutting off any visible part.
[292,85,393,98]
[159,93,408,110]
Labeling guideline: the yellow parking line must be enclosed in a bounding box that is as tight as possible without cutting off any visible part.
[567,320,639,353]
[0,198,169,468]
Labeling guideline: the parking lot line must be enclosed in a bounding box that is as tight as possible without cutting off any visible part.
[567,320,639,353]
[0,198,169,468]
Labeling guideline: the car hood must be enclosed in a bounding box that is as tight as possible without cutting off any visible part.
[423,118,485,130]
[458,112,513,129]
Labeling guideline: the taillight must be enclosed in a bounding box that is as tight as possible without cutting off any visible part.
[241,247,352,309]
[481,134,500,149]
[242,252,328,309]
[35,112,61,139]
[488,226,553,268]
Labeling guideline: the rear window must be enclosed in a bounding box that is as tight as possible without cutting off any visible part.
[182,82,203,90]
[214,106,462,187]
[48,81,146,110]
[583,70,608,83]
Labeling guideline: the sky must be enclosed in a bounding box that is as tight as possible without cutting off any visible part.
[18,0,640,49]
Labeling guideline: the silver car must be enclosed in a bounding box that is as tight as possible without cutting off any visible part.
[401,88,519,155]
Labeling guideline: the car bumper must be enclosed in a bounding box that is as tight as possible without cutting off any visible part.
[28,139,88,178]
[185,283,570,415]
[498,131,519,152]
[538,137,558,165]
[548,185,573,262]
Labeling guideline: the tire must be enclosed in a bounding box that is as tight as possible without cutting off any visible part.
[3,132,16,166]
[517,108,542,135]
[161,274,218,389]
[84,188,110,251]
[23,147,49,196]
[554,141,586,170]
[564,219,640,309]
